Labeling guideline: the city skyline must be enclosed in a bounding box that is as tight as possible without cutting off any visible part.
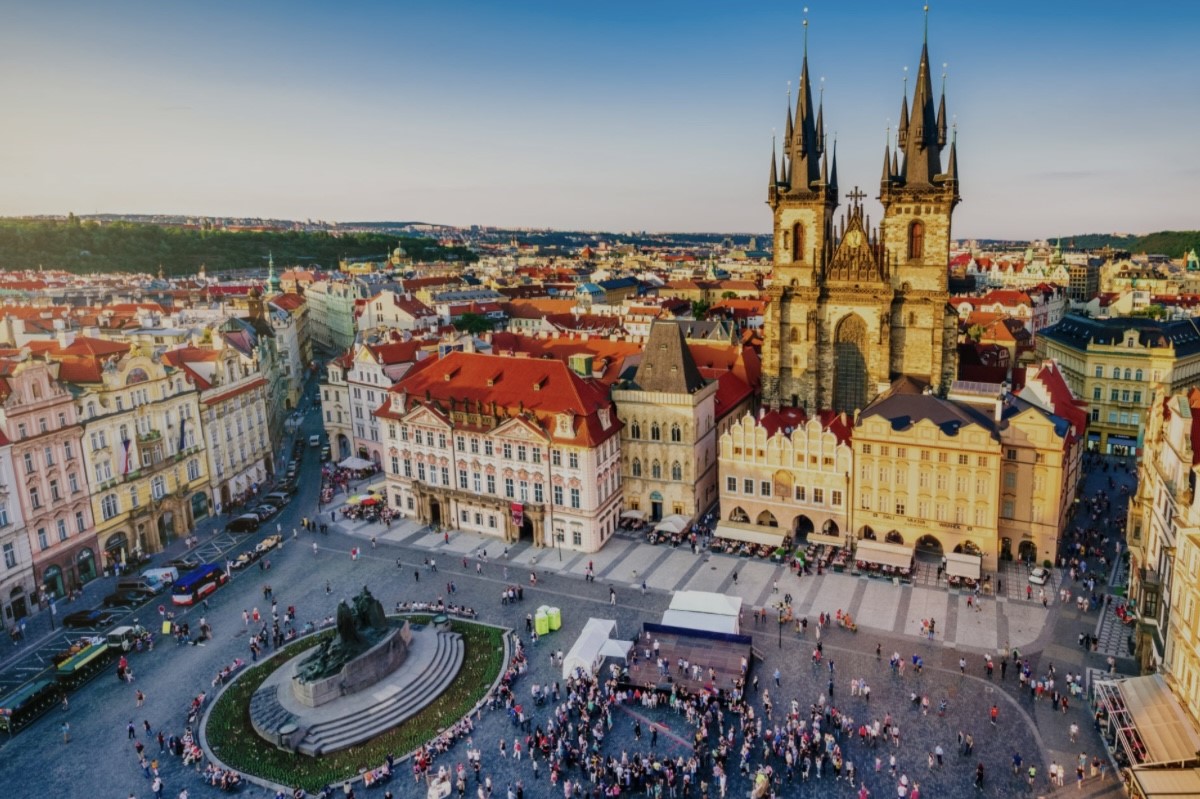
[1,1,1196,238]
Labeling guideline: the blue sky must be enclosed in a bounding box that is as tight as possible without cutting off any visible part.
[1,1,1196,238]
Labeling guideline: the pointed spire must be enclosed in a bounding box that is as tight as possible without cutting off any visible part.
[947,124,959,184]
[769,135,778,187]
[900,7,944,187]
[816,80,825,154]
[936,66,948,146]
[783,82,794,150]
[821,137,829,185]
[881,140,892,184]
[829,136,838,192]
[892,148,900,179]
[898,87,910,147]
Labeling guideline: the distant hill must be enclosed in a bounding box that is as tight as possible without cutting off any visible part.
[1059,231,1200,257]
[0,218,476,277]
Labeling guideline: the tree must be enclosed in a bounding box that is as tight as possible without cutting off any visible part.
[691,300,711,318]
[455,313,493,335]
[721,291,737,300]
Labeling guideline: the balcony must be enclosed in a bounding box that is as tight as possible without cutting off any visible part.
[137,430,163,443]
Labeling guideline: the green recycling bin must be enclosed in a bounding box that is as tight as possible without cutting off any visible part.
[548,607,561,631]
[535,612,549,636]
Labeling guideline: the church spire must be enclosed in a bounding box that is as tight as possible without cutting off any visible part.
[881,138,892,185]
[898,9,945,187]
[829,136,838,192]
[946,124,960,188]
[936,67,948,146]
[782,11,823,194]
[768,135,779,200]
[783,82,793,163]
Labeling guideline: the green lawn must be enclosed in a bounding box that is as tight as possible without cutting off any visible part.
[204,617,506,792]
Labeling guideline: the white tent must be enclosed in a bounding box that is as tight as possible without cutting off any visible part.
[562,618,619,679]
[655,514,689,534]
[661,590,742,635]
[944,552,982,580]
[338,456,374,470]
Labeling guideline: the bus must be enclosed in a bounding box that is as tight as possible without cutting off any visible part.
[0,679,60,734]
[171,563,228,606]
[55,641,115,690]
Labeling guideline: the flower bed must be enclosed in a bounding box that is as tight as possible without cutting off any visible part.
[204,616,504,792]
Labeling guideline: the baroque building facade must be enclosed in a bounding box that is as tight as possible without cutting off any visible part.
[762,28,959,412]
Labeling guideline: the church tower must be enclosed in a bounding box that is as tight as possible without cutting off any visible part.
[762,17,839,409]
[762,10,960,412]
[879,18,960,389]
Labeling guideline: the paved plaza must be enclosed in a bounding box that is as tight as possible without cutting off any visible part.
[0,424,1135,798]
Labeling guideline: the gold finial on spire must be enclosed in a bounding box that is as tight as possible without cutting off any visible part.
[924,4,930,44]
[942,62,948,93]
[903,65,909,94]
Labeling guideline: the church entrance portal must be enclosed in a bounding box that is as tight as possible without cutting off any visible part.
[429,499,442,528]
[833,315,869,413]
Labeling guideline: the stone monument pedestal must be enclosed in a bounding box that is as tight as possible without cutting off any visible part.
[292,620,412,708]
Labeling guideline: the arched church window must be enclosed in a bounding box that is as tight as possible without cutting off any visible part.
[792,223,805,262]
[670,424,681,443]
[651,460,662,479]
[630,421,641,439]
[789,327,799,343]
[631,458,642,477]
[650,423,661,441]
[908,221,925,260]
[671,461,682,481]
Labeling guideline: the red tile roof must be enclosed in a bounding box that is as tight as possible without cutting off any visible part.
[386,352,619,447]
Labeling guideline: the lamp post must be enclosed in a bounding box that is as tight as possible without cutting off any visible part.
[777,607,783,649]
[556,532,564,562]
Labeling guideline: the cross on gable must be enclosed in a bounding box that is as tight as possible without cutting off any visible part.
[847,186,867,204]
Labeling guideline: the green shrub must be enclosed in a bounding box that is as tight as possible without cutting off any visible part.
[205,617,505,792]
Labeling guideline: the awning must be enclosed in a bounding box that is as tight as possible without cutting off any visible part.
[620,509,645,520]
[1095,674,1200,766]
[714,521,786,547]
[655,515,689,534]
[338,456,374,470]
[855,540,914,570]
[1126,767,1200,798]
[944,551,982,580]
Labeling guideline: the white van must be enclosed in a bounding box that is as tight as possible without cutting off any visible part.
[140,567,180,590]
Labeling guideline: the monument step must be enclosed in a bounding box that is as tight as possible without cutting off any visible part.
[301,631,465,754]
[305,633,463,749]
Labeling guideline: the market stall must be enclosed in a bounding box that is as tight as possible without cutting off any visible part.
[561,618,630,680]
[661,590,742,635]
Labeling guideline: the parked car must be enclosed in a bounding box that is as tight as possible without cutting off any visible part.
[225,514,262,533]
[1028,566,1050,585]
[102,589,153,608]
[249,504,279,521]
[168,555,202,572]
[230,550,260,570]
[61,608,118,629]
[256,534,283,554]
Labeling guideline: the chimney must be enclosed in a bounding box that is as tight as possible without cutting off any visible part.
[994,397,1004,422]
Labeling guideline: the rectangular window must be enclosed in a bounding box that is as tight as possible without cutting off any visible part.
[831,490,842,507]
[859,492,871,510]
[743,478,753,494]
[2,542,14,568]
[1110,389,1120,401]
[50,480,61,502]
[44,447,54,466]
[57,519,68,541]
[470,438,479,454]
[1123,389,1132,402]
[569,488,581,509]
[958,454,968,465]
[459,470,468,489]
[861,444,872,454]
[551,449,561,465]
[727,476,736,492]
[569,452,579,469]
[485,440,494,456]
[895,500,906,515]
[75,512,85,533]
[534,483,543,503]
[1002,499,1015,519]
[1108,411,1118,424]
[553,485,563,506]
[0,506,8,527]
[29,487,40,509]
[440,466,449,485]
[23,454,34,474]
[572,530,582,546]
[517,445,527,462]
[532,448,542,464]
[487,475,496,494]
[760,481,771,497]
[812,488,824,504]
[504,478,514,498]
[795,486,806,502]
[503,443,512,459]
[417,463,426,481]
[456,436,465,452]
[64,441,73,461]
[1093,387,1102,400]
[403,460,412,478]
[37,528,48,550]
[920,450,930,462]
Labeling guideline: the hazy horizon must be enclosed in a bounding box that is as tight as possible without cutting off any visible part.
[2,1,1196,239]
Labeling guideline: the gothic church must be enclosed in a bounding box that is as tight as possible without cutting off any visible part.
[761,19,960,412]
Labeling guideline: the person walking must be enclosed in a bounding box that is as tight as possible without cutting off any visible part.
[609,587,616,606]
[61,721,70,743]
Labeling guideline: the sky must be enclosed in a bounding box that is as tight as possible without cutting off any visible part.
[1,1,1197,239]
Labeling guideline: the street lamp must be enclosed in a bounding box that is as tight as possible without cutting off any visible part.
[777,607,783,649]
[556,533,564,562]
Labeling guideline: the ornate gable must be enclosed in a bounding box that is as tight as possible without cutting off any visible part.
[825,196,888,285]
